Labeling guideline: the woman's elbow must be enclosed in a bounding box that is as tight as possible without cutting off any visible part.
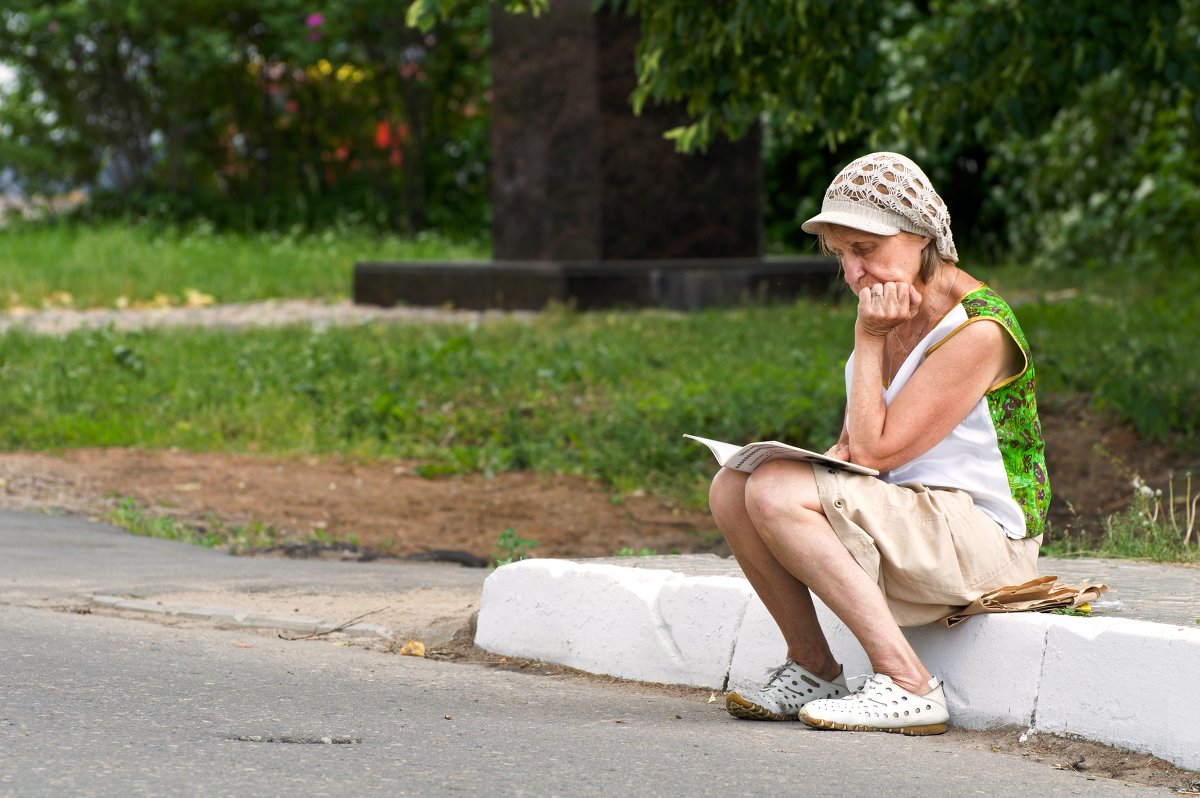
[848,442,904,472]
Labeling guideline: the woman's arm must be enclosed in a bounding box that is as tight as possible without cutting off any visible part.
[846,288,1022,472]
[823,424,851,461]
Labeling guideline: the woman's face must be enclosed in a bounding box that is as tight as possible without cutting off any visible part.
[824,226,931,293]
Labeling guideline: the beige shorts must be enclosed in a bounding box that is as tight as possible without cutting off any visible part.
[812,465,1040,627]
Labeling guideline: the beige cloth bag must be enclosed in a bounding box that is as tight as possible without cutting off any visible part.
[940,575,1109,628]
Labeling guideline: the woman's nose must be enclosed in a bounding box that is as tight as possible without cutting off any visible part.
[841,255,863,280]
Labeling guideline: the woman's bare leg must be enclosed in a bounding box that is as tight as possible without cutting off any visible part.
[741,461,933,694]
[709,467,839,681]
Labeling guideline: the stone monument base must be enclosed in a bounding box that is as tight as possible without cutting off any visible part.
[352,257,839,311]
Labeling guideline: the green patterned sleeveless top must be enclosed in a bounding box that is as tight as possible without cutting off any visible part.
[961,287,1051,538]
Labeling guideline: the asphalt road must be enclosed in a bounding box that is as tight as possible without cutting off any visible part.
[0,511,1169,797]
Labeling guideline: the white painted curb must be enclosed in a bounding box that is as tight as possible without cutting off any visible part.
[905,613,1048,730]
[727,593,870,692]
[475,559,752,688]
[475,559,1200,772]
[1035,615,1200,770]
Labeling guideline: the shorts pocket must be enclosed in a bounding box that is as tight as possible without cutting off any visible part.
[946,509,1025,591]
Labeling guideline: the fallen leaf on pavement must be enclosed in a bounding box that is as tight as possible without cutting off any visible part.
[398,640,426,657]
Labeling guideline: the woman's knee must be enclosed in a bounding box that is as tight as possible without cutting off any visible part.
[744,461,823,525]
[708,467,750,527]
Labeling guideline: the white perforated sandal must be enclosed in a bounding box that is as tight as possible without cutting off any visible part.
[725,661,848,721]
[798,673,949,736]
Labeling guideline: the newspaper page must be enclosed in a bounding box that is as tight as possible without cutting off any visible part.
[683,434,878,476]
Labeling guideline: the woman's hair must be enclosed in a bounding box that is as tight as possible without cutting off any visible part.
[816,226,947,284]
[917,239,947,283]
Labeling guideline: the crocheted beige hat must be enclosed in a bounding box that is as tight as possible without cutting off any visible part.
[802,152,958,262]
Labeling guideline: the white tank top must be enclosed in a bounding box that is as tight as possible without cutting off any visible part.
[844,302,1028,539]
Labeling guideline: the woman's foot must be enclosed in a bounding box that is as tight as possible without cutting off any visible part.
[725,661,848,721]
[798,673,949,735]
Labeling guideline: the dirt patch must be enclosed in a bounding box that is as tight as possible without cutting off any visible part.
[1041,394,1199,544]
[953,727,1200,792]
[0,448,723,562]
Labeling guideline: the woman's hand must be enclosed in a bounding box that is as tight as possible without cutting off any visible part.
[857,282,923,339]
[823,442,851,462]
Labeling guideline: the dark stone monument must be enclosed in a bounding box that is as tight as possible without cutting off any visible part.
[489,1,762,262]
[353,1,834,311]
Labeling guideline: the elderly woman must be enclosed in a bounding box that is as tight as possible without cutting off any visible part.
[711,152,1049,735]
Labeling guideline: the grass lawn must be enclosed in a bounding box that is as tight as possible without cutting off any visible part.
[0,221,488,309]
[0,304,854,503]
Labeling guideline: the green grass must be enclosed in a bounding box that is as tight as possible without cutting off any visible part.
[0,221,488,309]
[1011,263,1200,448]
[107,495,357,554]
[614,546,661,557]
[0,303,853,504]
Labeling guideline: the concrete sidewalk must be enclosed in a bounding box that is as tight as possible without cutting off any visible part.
[474,554,1200,772]
[0,510,486,648]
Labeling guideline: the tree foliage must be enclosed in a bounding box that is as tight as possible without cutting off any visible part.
[894,1,1200,266]
[3,0,1198,264]
[595,0,1200,264]
[0,0,492,232]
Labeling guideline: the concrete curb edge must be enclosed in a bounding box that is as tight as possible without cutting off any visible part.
[474,559,1200,771]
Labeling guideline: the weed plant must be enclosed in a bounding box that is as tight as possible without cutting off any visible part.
[1042,474,1200,563]
[0,221,488,309]
[109,497,226,548]
[107,495,345,554]
[494,528,538,566]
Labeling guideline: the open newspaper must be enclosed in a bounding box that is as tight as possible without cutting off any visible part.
[683,434,879,476]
